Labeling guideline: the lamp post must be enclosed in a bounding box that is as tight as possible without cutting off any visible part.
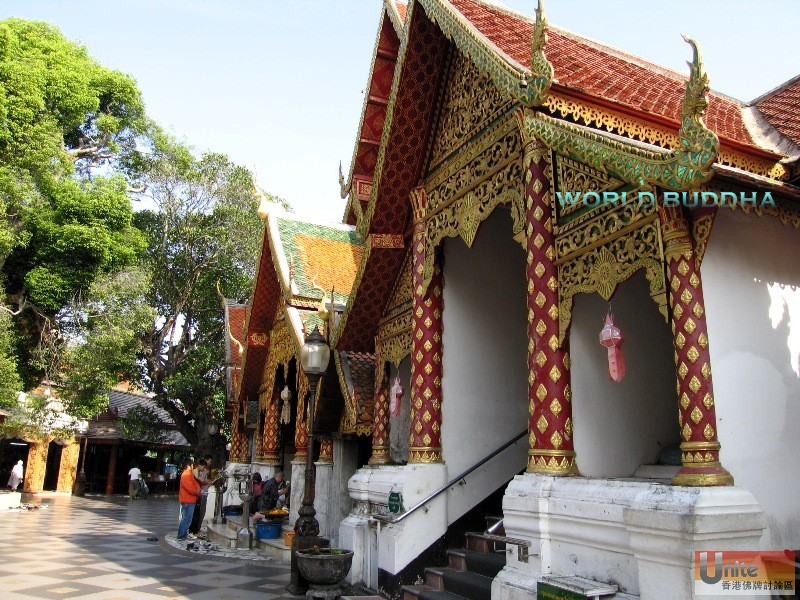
[287,325,331,594]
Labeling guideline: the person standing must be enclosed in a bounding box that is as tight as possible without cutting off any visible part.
[177,458,201,541]
[7,460,23,491]
[127,463,142,499]
[189,458,210,535]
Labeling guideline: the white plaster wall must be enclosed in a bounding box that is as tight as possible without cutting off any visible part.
[702,208,800,550]
[331,436,360,546]
[441,208,528,521]
[315,462,333,539]
[388,357,412,464]
[570,271,678,476]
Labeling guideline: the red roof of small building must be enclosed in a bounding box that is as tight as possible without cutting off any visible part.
[755,75,800,148]
[394,1,407,21]
[448,0,755,148]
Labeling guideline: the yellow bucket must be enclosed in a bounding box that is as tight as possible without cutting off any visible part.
[283,530,296,547]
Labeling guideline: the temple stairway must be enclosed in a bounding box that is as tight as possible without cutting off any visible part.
[401,519,506,600]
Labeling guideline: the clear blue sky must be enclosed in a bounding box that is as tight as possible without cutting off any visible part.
[2,1,797,222]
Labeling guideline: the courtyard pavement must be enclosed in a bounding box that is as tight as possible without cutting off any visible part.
[0,493,294,599]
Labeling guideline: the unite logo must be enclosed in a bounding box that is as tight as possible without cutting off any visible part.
[695,550,797,595]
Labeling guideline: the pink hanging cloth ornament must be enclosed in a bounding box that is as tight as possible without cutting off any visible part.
[390,376,404,417]
[599,309,626,382]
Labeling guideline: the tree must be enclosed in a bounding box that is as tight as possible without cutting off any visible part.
[0,18,147,386]
[125,132,268,462]
[56,269,156,418]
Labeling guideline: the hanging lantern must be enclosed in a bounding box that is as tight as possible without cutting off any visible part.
[390,376,404,417]
[280,385,292,424]
[599,309,626,382]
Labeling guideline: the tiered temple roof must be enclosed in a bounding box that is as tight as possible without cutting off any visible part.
[333,0,800,355]
[237,210,373,435]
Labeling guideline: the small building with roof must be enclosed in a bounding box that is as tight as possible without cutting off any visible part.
[226,203,374,538]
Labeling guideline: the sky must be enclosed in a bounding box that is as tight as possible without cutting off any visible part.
[1,0,798,222]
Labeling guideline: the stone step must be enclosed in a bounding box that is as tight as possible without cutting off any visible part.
[446,549,505,579]
[224,514,243,533]
[439,569,493,600]
[402,584,461,600]
[206,521,237,549]
[258,536,292,562]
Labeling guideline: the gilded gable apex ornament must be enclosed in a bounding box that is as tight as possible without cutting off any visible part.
[679,35,716,154]
[519,0,553,107]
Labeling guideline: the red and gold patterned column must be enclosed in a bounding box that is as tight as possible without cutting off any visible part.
[369,358,390,465]
[229,399,249,463]
[518,117,578,475]
[294,372,309,460]
[262,390,281,465]
[408,187,443,464]
[659,203,733,486]
[318,436,333,464]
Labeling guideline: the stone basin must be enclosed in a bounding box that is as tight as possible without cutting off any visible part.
[296,549,354,586]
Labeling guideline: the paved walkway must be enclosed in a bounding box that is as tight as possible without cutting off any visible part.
[0,494,293,599]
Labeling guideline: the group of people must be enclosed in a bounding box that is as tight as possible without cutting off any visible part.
[177,455,215,542]
[175,458,291,542]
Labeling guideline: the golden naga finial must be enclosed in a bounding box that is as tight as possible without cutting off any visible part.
[519,0,553,106]
[678,35,718,156]
[680,36,710,125]
[215,279,226,307]
[339,161,352,199]
[310,275,330,321]
[252,166,274,220]
[228,323,245,356]
[217,280,245,356]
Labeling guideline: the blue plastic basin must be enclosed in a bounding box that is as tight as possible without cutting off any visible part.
[256,522,281,540]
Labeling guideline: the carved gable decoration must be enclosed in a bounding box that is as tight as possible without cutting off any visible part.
[377,248,413,367]
[421,116,525,292]
[429,50,514,171]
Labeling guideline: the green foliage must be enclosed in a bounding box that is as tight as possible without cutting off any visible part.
[117,403,170,444]
[16,175,146,314]
[0,18,148,388]
[0,308,21,408]
[57,269,156,418]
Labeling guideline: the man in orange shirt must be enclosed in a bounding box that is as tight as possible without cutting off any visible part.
[177,457,201,541]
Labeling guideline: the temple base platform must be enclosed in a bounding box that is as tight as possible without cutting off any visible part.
[493,472,766,600]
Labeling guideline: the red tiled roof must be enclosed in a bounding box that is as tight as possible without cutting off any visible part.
[394,1,407,22]
[447,0,756,148]
[756,75,800,148]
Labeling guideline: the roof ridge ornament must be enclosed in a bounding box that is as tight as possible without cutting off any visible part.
[339,161,351,199]
[519,0,553,107]
[679,35,716,155]
[516,35,719,191]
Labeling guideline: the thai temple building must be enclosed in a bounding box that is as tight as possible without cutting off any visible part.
[227,1,800,598]
[225,204,373,539]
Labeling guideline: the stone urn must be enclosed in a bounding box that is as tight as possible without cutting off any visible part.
[296,548,354,587]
